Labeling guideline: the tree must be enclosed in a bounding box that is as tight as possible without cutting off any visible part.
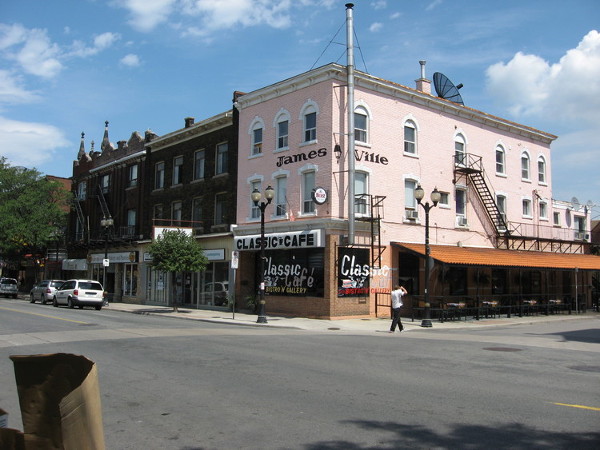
[147,229,208,311]
[0,157,70,270]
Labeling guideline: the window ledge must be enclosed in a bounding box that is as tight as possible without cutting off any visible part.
[403,152,419,158]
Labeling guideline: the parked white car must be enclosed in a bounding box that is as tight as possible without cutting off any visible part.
[30,279,65,304]
[0,278,18,298]
[53,279,105,310]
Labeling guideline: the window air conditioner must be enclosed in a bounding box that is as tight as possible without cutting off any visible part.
[406,210,419,220]
[458,216,468,227]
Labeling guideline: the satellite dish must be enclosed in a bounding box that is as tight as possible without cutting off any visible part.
[571,197,580,210]
[433,72,464,105]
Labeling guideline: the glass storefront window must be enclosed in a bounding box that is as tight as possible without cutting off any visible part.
[123,263,137,296]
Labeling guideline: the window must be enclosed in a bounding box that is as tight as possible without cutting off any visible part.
[250,180,261,219]
[439,191,450,207]
[194,150,205,180]
[252,126,263,156]
[495,147,505,174]
[277,119,289,150]
[454,134,466,166]
[126,209,136,236]
[77,182,87,200]
[173,156,183,185]
[192,197,203,229]
[304,111,316,142]
[496,195,507,227]
[355,172,368,215]
[455,190,468,226]
[404,121,417,155]
[553,211,561,226]
[172,201,182,226]
[522,199,532,217]
[128,164,138,187]
[155,162,165,189]
[404,179,417,210]
[214,193,227,225]
[216,143,228,175]
[539,201,548,219]
[538,157,546,184]
[302,171,315,214]
[153,204,163,221]
[275,177,287,216]
[100,174,110,194]
[354,109,368,143]
[521,153,530,180]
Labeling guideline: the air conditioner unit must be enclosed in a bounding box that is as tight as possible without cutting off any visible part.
[574,231,586,240]
[458,216,468,227]
[406,210,419,220]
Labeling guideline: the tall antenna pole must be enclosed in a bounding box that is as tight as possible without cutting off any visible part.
[346,3,355,245]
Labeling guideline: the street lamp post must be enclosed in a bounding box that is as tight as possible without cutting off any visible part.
[251,186,275,324]
[414,184,441,328]
[100,216,114,292]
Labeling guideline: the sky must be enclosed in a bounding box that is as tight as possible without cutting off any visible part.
[1,0,599,219]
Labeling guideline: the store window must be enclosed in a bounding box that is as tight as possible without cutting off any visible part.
[123,263,138,296]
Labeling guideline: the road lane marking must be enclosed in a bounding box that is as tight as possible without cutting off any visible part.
[0,306,89,324]
[553,402,600,411]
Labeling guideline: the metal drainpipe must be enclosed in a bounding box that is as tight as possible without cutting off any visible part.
[346,3,355,245]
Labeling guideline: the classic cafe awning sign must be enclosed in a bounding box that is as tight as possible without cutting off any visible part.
[235,230,324,251]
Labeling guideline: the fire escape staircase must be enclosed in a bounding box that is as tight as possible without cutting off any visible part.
[72,197,87,242]
[453,154,508,238]
[97,185,112,221]
[355,194,386,268]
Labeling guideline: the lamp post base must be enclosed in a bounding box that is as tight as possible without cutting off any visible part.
[420,319,433,328]
[256,301,268,324]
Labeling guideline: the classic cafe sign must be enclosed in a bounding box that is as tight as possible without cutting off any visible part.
[235,230,324,250]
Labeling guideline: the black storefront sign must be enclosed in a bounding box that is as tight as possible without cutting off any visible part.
[337,247,370,297]
[263,249,324,297]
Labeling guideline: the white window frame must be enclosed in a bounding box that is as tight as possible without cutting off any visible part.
[521,151,531,181]
[300,100,319,144]
[354,171,369,217]
[539,200,548,220]
[354,106,369,144]
[194,149,205,180]
[537,156,547,185]
[128,164,138,187]
[301,169,316,215]
[455,187,467,221]
[172,155,183,186]
[495,146,505,175]
[553,211,561,226]
[403,120,417,156]
[454,133,467,166]
[249,117,264,157]
[274,176,288,217]
[77,182,87,200]
[100,174,110,193]
[274,110,290,152]
[522,198,532,218]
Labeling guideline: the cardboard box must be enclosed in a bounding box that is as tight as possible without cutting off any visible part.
[10,353,105,450]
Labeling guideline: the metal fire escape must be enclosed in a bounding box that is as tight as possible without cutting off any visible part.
[355,194,386,268]
[453,153,507,238]
[72,197,87,243]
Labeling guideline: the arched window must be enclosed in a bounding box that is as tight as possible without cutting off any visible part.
[273,109,290,151]
[495,146,505,174]
[537,156,547,184]
[300,100,319,143]
[403,120,417,155]
[354,106,368,144]
[521,151,530,180]
[248,117,264,156]
[454,134,466,166]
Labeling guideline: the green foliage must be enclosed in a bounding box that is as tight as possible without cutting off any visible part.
[0,157,70,256]
[148,229,208,274]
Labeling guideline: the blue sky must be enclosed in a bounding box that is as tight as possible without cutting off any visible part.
[1,0,599,218]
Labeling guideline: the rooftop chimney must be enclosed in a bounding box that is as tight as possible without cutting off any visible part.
[416,60,431,95]
[185,117,195,128]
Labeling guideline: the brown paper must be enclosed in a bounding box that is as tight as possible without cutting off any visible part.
[10,353,105,450]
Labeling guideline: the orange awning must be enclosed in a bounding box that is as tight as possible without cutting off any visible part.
[394,243,600,270]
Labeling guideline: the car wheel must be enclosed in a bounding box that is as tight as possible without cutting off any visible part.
[30,294,35,303]
[53,297,58,307]
[68,298,74,309]
[13,294,17,299]
[95,305,102,311]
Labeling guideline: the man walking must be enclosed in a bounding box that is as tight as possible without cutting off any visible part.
[389,285,408,333]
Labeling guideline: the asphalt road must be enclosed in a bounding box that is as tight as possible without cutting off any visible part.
[1,299,599,449]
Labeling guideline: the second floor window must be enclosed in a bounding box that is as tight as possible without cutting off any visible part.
[302,171,315,214]
[456,189,466,216]
[522,199,532,217]
[250,180,261,219]
[355,172,368,215]
[100,174,110,194]
[155,162,165,189]
[192,197,203,229]
[216,143,228,175]
[275,177,287,216]
[127,164,138,187]
[173,156,183,185]
[194,150,205,180]
[454,136,466,166]
[277,119,288,150]
[215,193,227,225]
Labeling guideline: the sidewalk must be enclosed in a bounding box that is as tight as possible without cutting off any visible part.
[105,302,598,333]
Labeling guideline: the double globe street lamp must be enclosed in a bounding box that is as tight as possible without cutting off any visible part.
[414,184,441,328]
[251,185,275,324]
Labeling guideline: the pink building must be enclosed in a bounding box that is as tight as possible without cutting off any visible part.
[233,62,600,319]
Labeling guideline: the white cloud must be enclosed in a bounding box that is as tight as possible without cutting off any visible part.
[120,53,141,67]
[121,0,178,32]
[0,70,40,105]
[0,116,69,169]
[486,30,600,125]
[369,22,383,33]
[68,32,121,58]
[372,1,387,10]
[426,0,444,11]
